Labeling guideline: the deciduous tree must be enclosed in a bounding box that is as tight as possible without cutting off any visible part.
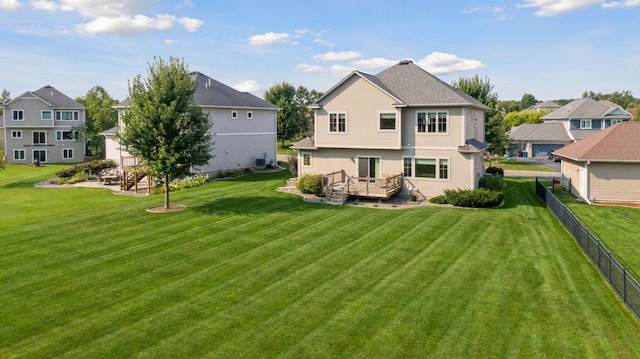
[118,57,213,209]
[265,82,322,146]
[76,86,118,157]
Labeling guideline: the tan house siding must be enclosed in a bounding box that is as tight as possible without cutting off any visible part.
[560,159,584,198]
[316,76,401,149]
[590,163,640,203]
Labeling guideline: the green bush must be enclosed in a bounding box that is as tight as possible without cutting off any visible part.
[444,188,503,208]
[296,174,323,194]
[485,167,504,177]
[67,171,97,184]
[429,195,447,204]
[479,175,505,191]
[56,159,117,179]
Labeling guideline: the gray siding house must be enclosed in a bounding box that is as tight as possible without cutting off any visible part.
[1,86,86,164]
[104,72,279,175]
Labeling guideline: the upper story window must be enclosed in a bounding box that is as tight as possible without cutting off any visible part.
[12,110,24,121]
[379,113,396,130]
[42,110,52,120]
[580,119,592,129]
[247,111,253,120]
[417,111,448,133]
[231,110,238,119]
[56,130,78,141]
[33,131,46,145]
[329,113,346,133]
[56,111,79,121]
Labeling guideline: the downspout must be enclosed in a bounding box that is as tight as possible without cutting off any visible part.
[584,160,591,204]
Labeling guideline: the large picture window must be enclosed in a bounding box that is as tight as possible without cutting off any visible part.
[379,113,396,130]
[56,130,78,141]
[404,157,449,180]
[33,131,46,145]
[329,113,346,133]
[56,111,79,121]
[417,111,448,133]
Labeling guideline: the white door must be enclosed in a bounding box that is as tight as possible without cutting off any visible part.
[579,167,587,199]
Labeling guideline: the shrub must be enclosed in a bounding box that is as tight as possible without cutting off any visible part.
[479,175,505,191]
[288,154,298,177]
[169,173,210,191]
[56,159,117,179]
[444,188,503,208]
[296,174,323,194]
[485,167,504,177]
[67,171,96,184]
[429,195,447,204]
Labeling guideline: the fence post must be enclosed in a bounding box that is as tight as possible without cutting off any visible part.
[624,268,628,303]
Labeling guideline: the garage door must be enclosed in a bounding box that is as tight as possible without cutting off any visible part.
[532,144,564,158]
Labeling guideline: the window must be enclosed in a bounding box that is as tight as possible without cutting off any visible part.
[417,111,448,133]
[247,111,253,120]
[33,150,47,163]
[403,157,412,177]
[12,110,24,121]
[231,110,238,119]
[417,113,426,133]
[56,111,79,121]
[379,113,396,130]
[56,130,78,141]
[33,131,46,145]
[302,153,311,167]
[439,159,449,179]
[63,148,74,159]
[405,157,449,180]
[42,110,52,120]
[611,119,622,126]
[358,157,380,180]
[13,149,25,161]
[329,113,346,133]
[11,130,22,139]
[580,119,592,129]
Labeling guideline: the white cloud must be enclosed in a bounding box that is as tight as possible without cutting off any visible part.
[518,0,604,17]
[329,64,356,77]
[314,38,335,47]
[233,80,260,92]
[602,0,640,7]
[314,51,362,62]
[176,17,203,32]
[248,32,291,46]
[351,57,398,69]
[58,0,156,17]
[77,14,178,34]
[602,1,622,7]
[415,52,486,74]
[0,0,21,10]
[295,63,324,73]
[164,39,188,45]
[30,0,57,10]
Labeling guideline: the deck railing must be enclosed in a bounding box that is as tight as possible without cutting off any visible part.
[346,173,402,198]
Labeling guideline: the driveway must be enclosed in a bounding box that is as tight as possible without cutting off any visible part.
[514,156,561,172]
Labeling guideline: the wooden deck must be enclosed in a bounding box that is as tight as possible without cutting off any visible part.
[323,170,402,202]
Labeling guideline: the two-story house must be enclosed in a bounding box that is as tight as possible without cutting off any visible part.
[510,98,632,158]
[104,71,279,175]
[1,86,85,164]
[293,60,489,199]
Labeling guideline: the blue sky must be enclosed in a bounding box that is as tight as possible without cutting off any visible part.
[1,0,638,103]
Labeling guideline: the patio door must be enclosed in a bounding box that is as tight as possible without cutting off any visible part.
[358,157,380,181]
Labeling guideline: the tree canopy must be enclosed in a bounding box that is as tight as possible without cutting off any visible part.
[118,57,213,209]
[75,86,118,158]
[453,75,509,156]
[0,89,10,116]
[264,82,322,146]
[503,109,551,128]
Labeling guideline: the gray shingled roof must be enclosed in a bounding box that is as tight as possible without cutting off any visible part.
[542,98,631,120]
[26,85,84,109]
[509,123,571,141]
[569,129,600,141]
[101,126,119,136]
[554,122,640,162]
[291,136,316,150]
[314,61,488,109]
[114,72,279,110]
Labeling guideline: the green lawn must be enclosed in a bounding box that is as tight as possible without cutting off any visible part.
[277,140,295,156]
[485,158,555,172]
[2,165,640,358]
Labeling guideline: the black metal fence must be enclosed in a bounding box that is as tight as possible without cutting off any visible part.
[536,178,640,319]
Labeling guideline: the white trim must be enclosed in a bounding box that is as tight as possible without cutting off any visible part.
[11,130,22,139]
[41,110,53,121]
[13,149,26,161]
[356,155,382,178]
[56,130,78,141]
[415,110,449,135]
[32,149,47,163]
[377,111,398,132]
[403,156,451,181]
[62,148,74,159]
[328,112,348,134]
[580,119,592,129]
[55,110,79,121]
[301,152,312,167]
[32,130,47,145]
[246,111,253,120]
[231,110,238,119]
[12,109,24,121]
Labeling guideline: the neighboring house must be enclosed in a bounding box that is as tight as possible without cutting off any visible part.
[1,85,86,164]
[523,100,560,112]
[292,60,489,199]
[510,98,632,158]
[104,71,279,175]
[554,121,640,204]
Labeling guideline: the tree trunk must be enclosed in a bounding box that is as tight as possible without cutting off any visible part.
[164,174,170,209]
[281,138,285,147]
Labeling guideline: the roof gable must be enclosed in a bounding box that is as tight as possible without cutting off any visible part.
[8,86,84,109]
[191,72,278,110]
[543,98,631,120]
[554,122,640,161]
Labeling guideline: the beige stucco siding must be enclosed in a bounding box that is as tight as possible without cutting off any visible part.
[589,163,640,203]
[316,76,401,149]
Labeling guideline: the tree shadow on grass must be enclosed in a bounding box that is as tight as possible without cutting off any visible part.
[190,195,340,216]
